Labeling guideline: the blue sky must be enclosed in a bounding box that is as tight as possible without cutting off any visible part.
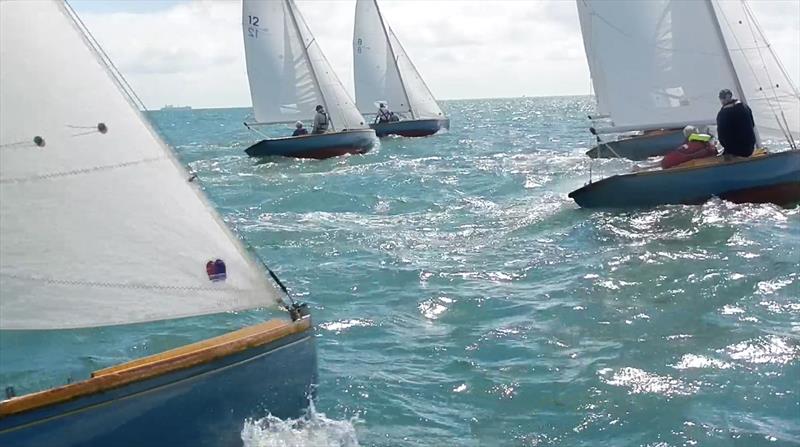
[70,0,800,109]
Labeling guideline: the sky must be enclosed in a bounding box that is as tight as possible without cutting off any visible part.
[70,0,800,109]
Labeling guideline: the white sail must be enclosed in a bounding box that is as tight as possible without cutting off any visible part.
[576,0,610,117]
[243,0,366,131]
[353,0,444,120]
[0,0,282,330]
[576,0,740,131]
[353,0,410,117]
[711,0,800,143]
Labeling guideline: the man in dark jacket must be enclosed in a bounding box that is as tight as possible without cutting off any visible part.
[716,88,756,157]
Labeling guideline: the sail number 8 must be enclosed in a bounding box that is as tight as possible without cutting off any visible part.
[248,15,259,38]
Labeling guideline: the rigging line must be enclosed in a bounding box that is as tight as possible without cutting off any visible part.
[743,0,800,99]
[583,2,631,39]
[64,1,148,112]
[713,0,784,144]
[740,0,793,147]
[742,1,797,149]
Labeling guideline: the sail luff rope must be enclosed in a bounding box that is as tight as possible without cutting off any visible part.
[64,1,148,112]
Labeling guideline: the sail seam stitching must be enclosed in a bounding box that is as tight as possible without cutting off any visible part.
[0,272,257,293]
[0,156,167,184]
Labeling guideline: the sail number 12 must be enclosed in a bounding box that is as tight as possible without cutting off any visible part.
[247,15,259,38]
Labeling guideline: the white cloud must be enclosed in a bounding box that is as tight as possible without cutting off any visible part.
[77,0,800,109]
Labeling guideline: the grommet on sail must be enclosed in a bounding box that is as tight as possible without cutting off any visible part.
[0,1,317,444]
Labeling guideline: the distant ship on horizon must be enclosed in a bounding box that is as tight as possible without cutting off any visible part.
[160,104,192,111]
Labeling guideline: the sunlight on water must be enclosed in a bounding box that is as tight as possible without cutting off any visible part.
[6,98,796,446]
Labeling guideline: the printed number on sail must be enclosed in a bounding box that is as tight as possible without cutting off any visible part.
[248,15,259,38]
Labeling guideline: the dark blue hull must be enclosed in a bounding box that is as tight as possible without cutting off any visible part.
[569,150,800,208]
[0,320,317,447]
[586,129,686,160]
[370,118,449,138]
[245,129,376,159]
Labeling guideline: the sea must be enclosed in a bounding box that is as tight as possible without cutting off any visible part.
[3,97,799,446]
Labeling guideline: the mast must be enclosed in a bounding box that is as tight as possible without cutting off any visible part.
[705,0,760,145]
[285,0,333,130]
[373,0,414,119]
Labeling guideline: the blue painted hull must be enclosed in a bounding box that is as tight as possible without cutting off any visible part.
[586,129,686,160]
[569,150,800,208]
[245,129,376,159]
[0,323,317,447]
[370,118,450,138]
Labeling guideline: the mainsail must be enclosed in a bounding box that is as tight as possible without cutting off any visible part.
[577,0,740,132]
[0,0,282,330]
[578,0,800,144]
[353,0,444,119]
[243,0,366,131]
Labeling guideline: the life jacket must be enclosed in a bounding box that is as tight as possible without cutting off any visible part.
[661,134,717,169]
[688,133,712,143]
[378,108,392,122]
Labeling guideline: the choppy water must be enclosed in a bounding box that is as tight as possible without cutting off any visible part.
[5,97,800,446]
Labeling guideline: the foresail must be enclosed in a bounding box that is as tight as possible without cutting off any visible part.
[288,0,367,131]
[353,0,410,117]
[712,0,800,143]
[575,0,740,131]
[243,0,323,123]
[387,27,445,119]
[0,0,282,330]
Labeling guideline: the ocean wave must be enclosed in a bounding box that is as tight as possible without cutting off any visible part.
[241,403,360,447]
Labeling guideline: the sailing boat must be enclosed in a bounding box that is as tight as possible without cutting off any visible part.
[577,0,797,160]
[242,0,376,159]
[569,0,800,208]
[0,1,316,445]
[353,0,450,138]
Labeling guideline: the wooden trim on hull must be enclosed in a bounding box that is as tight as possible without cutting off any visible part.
[0,317,311,417]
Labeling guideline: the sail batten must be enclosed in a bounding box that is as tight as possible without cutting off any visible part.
[353,0,444,119]
[243,0,366,130]
[0,0,282,330]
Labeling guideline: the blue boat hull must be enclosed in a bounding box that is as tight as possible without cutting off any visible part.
[586,129,686,160]
[0,321,317,447]
[370,118,449,138]
[569,150,800,208]
[245,129,376,159]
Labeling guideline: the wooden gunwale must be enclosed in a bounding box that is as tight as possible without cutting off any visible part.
[0,317,311,417]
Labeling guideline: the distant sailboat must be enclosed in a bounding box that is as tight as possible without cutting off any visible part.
[353,0,449,138]
[570,0,800,208]
[0,1,316,445]
[577,0,799,160]
[242,0,376,159]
